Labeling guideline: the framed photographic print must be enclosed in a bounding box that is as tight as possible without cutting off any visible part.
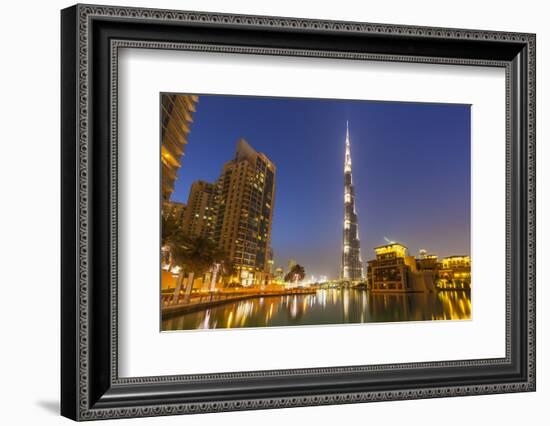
[61,4,536,421]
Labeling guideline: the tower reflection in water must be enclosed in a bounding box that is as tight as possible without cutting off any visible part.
[162,289,471,331]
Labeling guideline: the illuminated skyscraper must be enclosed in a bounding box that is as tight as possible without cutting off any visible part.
[214,139,276,286]
[181,180,216,239]
[341,122,364,282]
[161,94,199,201]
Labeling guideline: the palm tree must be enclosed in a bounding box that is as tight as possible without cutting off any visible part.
[161,215,191,269]
[217,255,236,287]
[182,236,226,275]
[162,215,228,302]
[284,264,306,284]
[179,236,227,301]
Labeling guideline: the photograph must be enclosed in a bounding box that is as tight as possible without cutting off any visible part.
[160,94,472,331]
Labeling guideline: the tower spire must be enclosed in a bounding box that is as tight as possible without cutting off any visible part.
[340,122,364,282]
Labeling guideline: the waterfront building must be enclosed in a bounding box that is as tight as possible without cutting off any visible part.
[161,94,199,201]
[213,139,276,286]
[340,122,364,282]
[267,247,275,275]
[274,266,284,281]
[181,180,216,239]
[367,243,435,293]
[163,181,217,293]
[438,255,471,290]
[441,255,471,269]
[416,253,440,273]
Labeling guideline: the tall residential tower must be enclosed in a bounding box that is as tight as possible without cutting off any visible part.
[160,94,199,201]
[341,122,364,282]
[181,180,216,239]
[214,139,276,286]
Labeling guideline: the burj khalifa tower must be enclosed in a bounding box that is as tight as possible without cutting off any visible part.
[340,121,364,282]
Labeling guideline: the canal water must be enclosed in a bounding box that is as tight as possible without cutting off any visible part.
[161,289,471,331]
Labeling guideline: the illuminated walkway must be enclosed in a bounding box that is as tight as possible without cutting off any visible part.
[162,288,317,317]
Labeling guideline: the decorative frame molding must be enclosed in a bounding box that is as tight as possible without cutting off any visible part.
[61,4,535,421]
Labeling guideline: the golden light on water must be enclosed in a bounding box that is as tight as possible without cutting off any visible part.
[436,291,471,320]
[162,289,472,330]
[226,311,233,328]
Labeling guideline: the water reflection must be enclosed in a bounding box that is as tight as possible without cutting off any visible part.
[162,289,471,331]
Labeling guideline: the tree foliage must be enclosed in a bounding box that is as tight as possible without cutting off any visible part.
[284,264,306,283]
[162,214,229,276]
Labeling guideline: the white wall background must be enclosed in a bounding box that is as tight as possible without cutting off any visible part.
[0,0,546,424]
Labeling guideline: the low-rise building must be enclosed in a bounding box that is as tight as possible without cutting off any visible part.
[416,254,439,272]
[366,244,470,292]
[273,266,284,285]
[367,243,436,293]
[438,255,471,290]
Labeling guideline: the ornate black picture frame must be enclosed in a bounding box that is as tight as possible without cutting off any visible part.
[61,4,536,421]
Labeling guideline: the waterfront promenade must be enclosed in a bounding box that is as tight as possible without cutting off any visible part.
[161,287,317,317]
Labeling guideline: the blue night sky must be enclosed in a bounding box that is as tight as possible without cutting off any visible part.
[170,94,471,279]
